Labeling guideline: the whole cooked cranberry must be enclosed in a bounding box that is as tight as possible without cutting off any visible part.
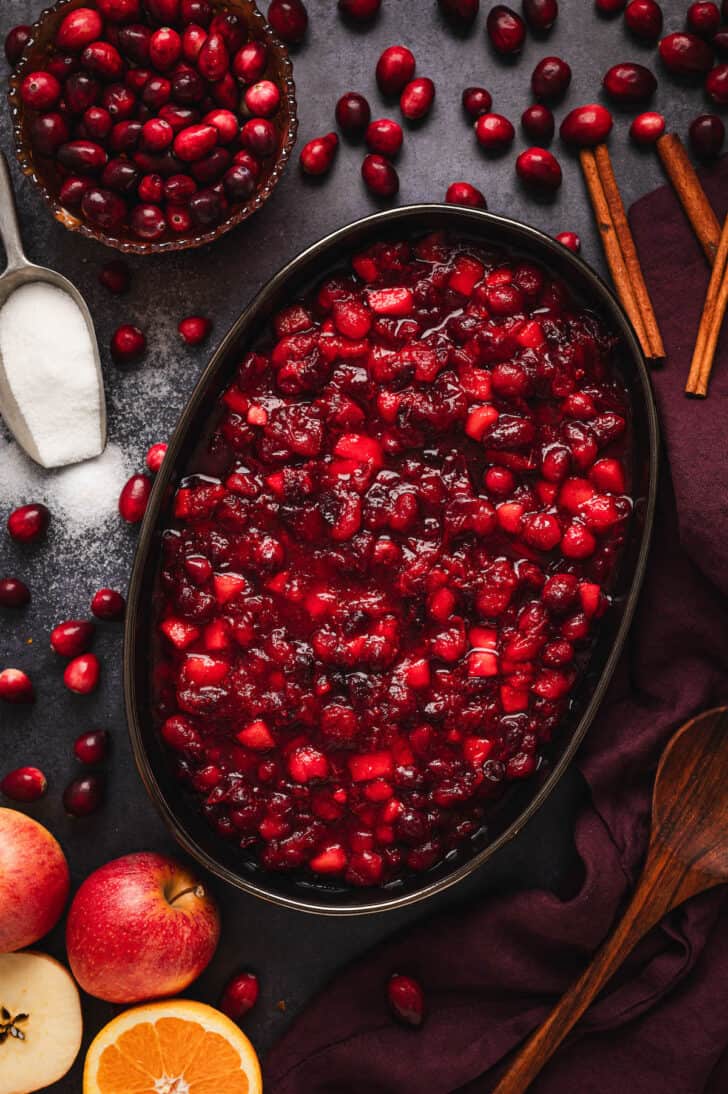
[223,164,256,201]
[110,119,142,153]
[7,503,49,543]
[119,473,152,522]
[523,0,559,31]
[233,41,267,83]
[362,153,399,197]
[63,653,100,694]
[241,117,277,156]
[689,113,725,159]
[366,118,403,157]
[103,157,140,194]
[146,442,168,472]
[179,315,212,344]
[521,103,554,143]
[0,669,34,704]
[300,132,339,175]
[60,176,91,208]
[63,773,105,816]
[462,86,493,119]
[486,5,526,55]
[706,64,728,105]
[624,0,662,40]
[56,7,103,51]
[81,187,127,230]
[30,113,69,156]
[376,45,416,96]
[143,75,173,110]
[446,181,487,208]
[50,619,95,658]
[182,0,212,23]
[555,230,580,252]
[118,23,152,63]
[5,25,31,66]
[244,80,281,117]
[603,62,657,102]
[137,172,164,202]
[517,147,562,191]
[98,0,143,19]
[438,0,479,22]
[1,767,46,802]
[111,323,146,362]
[687,2,720,36]
[339,0,382,18]
[475,112,515,151]
[400,77,435,120]
[220,971,260,1019]
[336,92,371,136]
[20,71,61,111]
[659,32,713,76]
[0,577,30,608]
[630,111,665,144]
[91,587,126,619]
[189,187,224,227]
[388,974,425,1027]
[560,103,613,146]
[268,0,308,43]
[595,0,626,12]
[82,41,124,80]
[84,106,113,141]
[532,56,572,101]
[74,729,110,765]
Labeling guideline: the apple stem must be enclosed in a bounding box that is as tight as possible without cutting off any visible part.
[169,884,205,906]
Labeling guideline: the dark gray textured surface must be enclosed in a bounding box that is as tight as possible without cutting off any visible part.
[0,1,704,1089]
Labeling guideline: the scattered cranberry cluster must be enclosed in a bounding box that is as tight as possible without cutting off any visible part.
[153,232,632,887]
[10,0,287,242]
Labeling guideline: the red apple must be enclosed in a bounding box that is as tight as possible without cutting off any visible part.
[0,808,70,953]
[65,851,220,1003]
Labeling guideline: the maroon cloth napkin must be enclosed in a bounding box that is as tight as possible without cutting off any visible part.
[265,160,728,1094]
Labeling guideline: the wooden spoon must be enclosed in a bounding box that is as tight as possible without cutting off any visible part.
[492,706,728,1094]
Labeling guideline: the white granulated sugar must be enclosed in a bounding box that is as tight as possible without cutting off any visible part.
[0,282,104,468]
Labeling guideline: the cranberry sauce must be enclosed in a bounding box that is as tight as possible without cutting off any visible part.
[153,232,632,887]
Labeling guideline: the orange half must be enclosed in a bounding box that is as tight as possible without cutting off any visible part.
[83,1000,263,1094]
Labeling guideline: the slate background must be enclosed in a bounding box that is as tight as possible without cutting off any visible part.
[0,1,711,1089]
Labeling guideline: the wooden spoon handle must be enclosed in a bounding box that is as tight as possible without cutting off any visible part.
[491,849,701,1094]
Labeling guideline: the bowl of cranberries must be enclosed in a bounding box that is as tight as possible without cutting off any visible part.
[8,0,297,252]
[125,204,658,912]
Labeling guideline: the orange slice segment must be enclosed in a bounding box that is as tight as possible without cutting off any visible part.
[83,1000,263,1094]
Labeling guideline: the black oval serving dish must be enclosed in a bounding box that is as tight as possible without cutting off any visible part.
[124,204,659,915]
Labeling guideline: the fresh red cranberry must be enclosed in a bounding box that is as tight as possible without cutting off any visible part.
[57,140,108,174]
[82,40,125,80]
[110,119,143,153]
[191,147,231,184]
[376,45,416,96]
[630,110,666,144]
[687,2,720,36]
[0,578,30,608]
[146,0,181,23]
[137,173,164,202]
[438,0,480,22]
[173,122,217,162]
[521,103,554,143]
[91,587,126,620]
[84,106,113,141]
[63,653,100,694]
[196,31,228,80]
[486,5,526,54]
[164,173,198,203]
[556,230,581,252]
[659,32,713,76]
[142,117,174,151]
[103,157,140,195]
[268,0,308,43]
[7,503,49,543]
[446,181,487,208]
[336,92,371,136]
[202,109,239,144]
[118,23,152,63]
[111,324,146,363]
[20,71,62,111]
[475,112,515,151]
[63,773,105,816]
[517,147,562,191]
[73,729,110,765]
[689,113,725,159]
[531,56,571,101]
[706,64,728,104]
[50,619,95,658]
[146,442,169,472]
[103,82,137,120]
[244,80,281,117]
[624,0,663,40]
[171,68,205,104]
[361,153,399,197]
[223,164,255,200]
[179,315,212,344]
[131,202,167,239]
[400,78,435,121]
[241,117,277,156]
[182,24,207,62]
[46,52,79,82]
[82,188,127,230]
[98,0,143,19]
[119,473,152,522]
[300,132,339,175]
[462,86,493,119]
[388,974,425,1027]
[220,972,260,1019]
[56,7,103,51]
[713,30,728,57]
[209,12,245,52]
[1,767,46,802]
[4,25,31,66]
[182,0,212,23]
[189,187,225,227]
[65,72,99,114]
[365,118,403,157]
[60,176,91,208]
[523,0,559,31]
[233,41,267,83]
[149,26,182,69]
[595,0,625,10]
[603,62,657,103]
[0,669,34,704]
[560,103,613,146]
[30,113,69,156]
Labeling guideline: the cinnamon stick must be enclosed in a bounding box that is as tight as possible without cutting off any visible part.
[594,144,665,360]
[657,133,721,266]
[578,149,653,359]
[685,213,728,397]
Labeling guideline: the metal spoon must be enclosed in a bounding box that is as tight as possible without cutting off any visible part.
[493,706,728,1094]
[0,151,106,467]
